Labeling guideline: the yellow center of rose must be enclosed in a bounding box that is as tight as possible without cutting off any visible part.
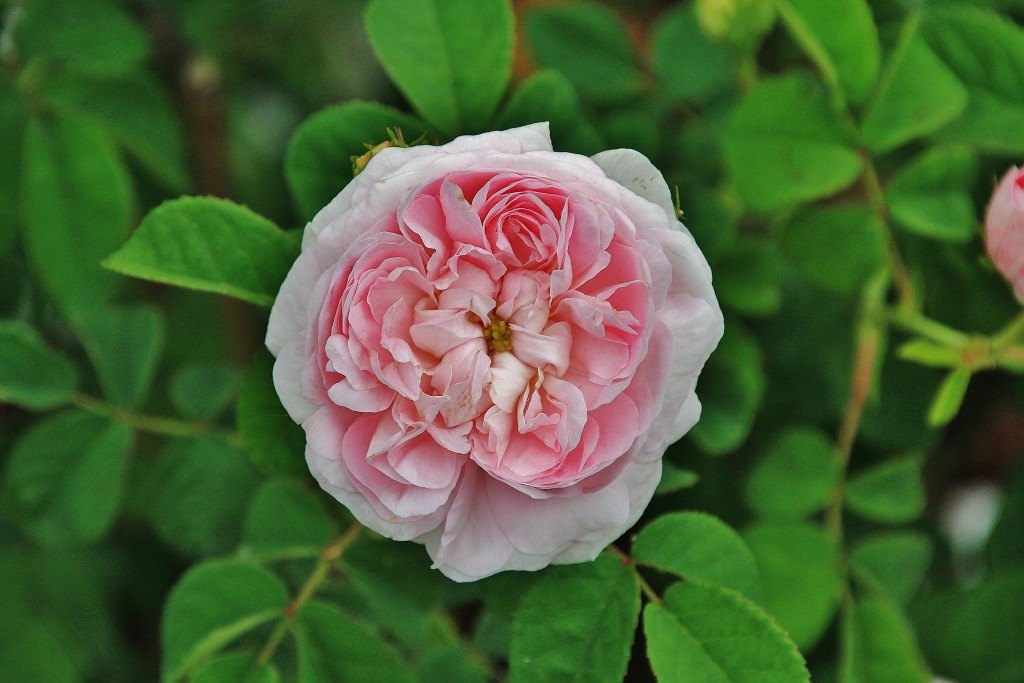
[482,318,513,353]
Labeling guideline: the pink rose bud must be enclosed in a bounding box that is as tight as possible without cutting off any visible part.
[267,124,723,581]
[986,166,1024,304]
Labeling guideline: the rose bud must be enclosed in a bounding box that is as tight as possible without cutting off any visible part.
[986,166,1024,304]
[267,123,723,581]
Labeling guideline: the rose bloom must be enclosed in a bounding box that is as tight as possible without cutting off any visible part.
[986,166,1024,304]
[267,124,723,581]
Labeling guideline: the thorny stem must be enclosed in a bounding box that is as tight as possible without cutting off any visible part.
[611,545,663,607]
[70,392,241,446]
[256,524,364,667]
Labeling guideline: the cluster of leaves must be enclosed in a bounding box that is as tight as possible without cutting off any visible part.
[3,0,1024,682]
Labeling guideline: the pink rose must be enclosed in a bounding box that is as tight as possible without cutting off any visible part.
[986,166,1024,304]
[267,123,723,581]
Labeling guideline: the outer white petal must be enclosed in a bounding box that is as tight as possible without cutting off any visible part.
[591,148,676,222]
[272,335,316,423]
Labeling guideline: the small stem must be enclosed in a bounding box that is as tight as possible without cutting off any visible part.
[256,524,364,667]
[611,545,663,607]
[860,156,917,313]
[70,392,240,445]
[992,311,1024,350]
[887,309,971,348]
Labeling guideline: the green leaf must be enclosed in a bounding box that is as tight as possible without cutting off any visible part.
[690,324,765,454]
[715,236,784,317]
[285,101,430,220]
[76,306,165,409]
[294,602,414,683]
[845,455,926,524]
[861,15,968,154]
[242,480,335,559]
[0,82,25,258]
[414,645,488,683]
[643,582,810,683]
[170,362,243,420]
[850,532,933,605]
[927,366,971,427]
[775,0,880,104]
[779,204,887,296]
[655,462,699,495]
[161,559,288,683]
[0,621,79,683]
[886,145,978,242]
[896,339,961,368]
[633,511,764,604]
[236,351,307,476]
[14,0,148,74]
[2,411,132,547]
[723,72,863,213]
[494,70,604,156]
[23,113,133,314]
[652,4,734,105]
[988,462,1024,570]
[147,438,259,557]
[365,0,513,135]
[104,197,296,307]
[192,652,279,683]
[40,72,190,192]
[743,522,844,651]
[840,593,930,683]
[0,321,77,410]
[745,428,841,519]
[922,6,1024,155]
[524,3,641,106]
[509,552,639,683]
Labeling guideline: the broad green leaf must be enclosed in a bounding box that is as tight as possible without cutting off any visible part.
[655,462,699,495]
[775,0,880,104]
[365,0,513,135]
[23,113,133,314]
[0,82,24,258]
[886,145,978,242]
[236,351,307,476]
[161,559,288,683]
[76,306,164,409]
[104,197,296,307]
[495,71,604,156]
[285,101,430,220]
[294,602,414,683]
[779,204,887,296]
[745,428,841,519]
[341,538,445,647]
[927,366,971,427]
[714,237,783,317]
[845,455,925,524]
[840,593,930,683]
[414,645,488,683]
[644,582,810,683]
[691,324,765,454]
[192,653,279,683]
[743,522,844,650]
[912,569,1024,681]
[524,3,641,106]
[2,411,132,547]
[922,6,1024,155]
[0,621,79,683]
[652,4,734,105]
[861,15,968,154]
[242,480,335,559]
[723,72,862,213]
[851,532,932,605]
[633,511,764,604]
[147,438,259,557]
[0,321,77,410]
[509,552,640,683]
[41,72,189,192]
[14,0,148,74]
[170,362,243,420]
